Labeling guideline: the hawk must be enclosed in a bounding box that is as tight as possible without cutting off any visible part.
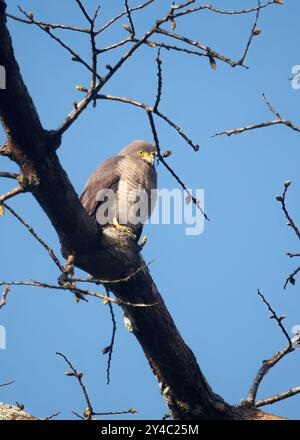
[80,140,157,241]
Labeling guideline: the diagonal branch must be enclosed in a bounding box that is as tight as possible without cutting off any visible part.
[213,94,300,137]
[156,28,243,68]
[243,290,295,407]
[255,386,300,408]
[0,185,23,204]
[0,171,18,179]
[2,202,64,272]
[257,289,291,346]
[147,111,209,220]
[238,0,261,66]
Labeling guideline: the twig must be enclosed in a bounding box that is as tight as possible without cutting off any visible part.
[75,1,100,105]
[2,202,64,272]
[0,380,15,387]
[153,49,162,112]
[125,0,136,37]
[56,352,93,419]
[276,181,300,241]
[94,0,154,36]
[57,353,136,419]
[0,185,23,203]
[0,280,156,308]
[96,36,133,54]
[212,120,284,137]
[75,0,93,24]
[274,181,300,288]
[71,261,152,285]
[255,386,300,408]
[244,290,295,406]
[44,411,62,420]
[172,1,278,18]
[6,13,90,33]
[72,411,84,419]
[96,93,199,151]
[147,111,209,220]
[105,288,117,385]
[284,266,300,290]
[18,7,101,83]
[213,94,300,137]
[0,171,19,180]
[286,252,300,258]
[156,28,244,68]
[0,287,10,309]
[93,408,137,416]
[238,0,261,66]
[257,289,291,346]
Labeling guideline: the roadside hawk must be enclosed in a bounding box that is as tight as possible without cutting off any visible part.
[80,140,157,241]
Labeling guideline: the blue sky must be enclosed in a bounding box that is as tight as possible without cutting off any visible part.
[1,0,300,420]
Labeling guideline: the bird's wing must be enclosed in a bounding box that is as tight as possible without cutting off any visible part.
[80,156,122,218]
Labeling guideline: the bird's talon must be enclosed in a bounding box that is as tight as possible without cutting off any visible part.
[113,218,136,239]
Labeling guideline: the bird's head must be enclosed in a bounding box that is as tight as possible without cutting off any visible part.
[119,140,157,166]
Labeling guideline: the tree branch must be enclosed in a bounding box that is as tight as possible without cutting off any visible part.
[256,386,300,408]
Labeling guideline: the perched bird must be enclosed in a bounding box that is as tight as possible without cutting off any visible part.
[80,140,157,241]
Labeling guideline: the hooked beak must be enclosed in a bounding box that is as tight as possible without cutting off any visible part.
[145,150,157,165]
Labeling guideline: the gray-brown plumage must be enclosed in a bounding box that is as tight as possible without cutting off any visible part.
[80,140,157,240]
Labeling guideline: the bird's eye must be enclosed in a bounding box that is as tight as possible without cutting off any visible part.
[138,150,144,156]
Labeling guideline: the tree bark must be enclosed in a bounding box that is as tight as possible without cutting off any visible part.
[0,403,38,420]
[0,0,287,420]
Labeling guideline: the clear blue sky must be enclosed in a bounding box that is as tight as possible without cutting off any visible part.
[1,0,300,420]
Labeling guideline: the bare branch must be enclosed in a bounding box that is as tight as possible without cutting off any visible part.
[238,0,261,66]
[276,181,300,241]
[104,288,117,385]
[0,380,15,388]
[256,386,300,408]
[71,261,152,285]
[0,171,18,179]
[156,28,243,68]
[57,352,136,419]
[6,13,90,33]
[245,344,295,407]
[94,0,154,36]
[125,0,136,37]
[18,6,100,82]
[212,119,283,137]
[96,36,133,54]
[287,252,300,258]
[284,266,300,290]
[147,111,209,220]
[2,202,64,272]
[0,280,157,308]
[0,185,23,204]
[173,1,280,18]
[96,93,199,151]
[93,408,137,416]
[44,411,61,420]
[57,352,93,419]
[257,289,292,346]
[213,94,300,137]
[75,0,93,25]
[153,49,162,112]
[244,290,295,407]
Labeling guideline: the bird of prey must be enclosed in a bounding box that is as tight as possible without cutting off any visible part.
[80,140,157,241]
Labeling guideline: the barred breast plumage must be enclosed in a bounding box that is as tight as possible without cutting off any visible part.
[80,140,157,241]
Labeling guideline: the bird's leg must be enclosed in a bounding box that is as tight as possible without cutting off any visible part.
[113,217,136,240]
